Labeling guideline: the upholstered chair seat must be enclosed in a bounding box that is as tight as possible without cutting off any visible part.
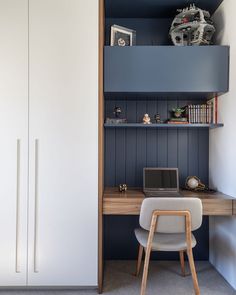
[135,228,197,252]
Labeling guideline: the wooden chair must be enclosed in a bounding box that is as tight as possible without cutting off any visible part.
[134,197,202,295]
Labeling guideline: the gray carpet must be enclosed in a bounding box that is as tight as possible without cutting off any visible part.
[0,261,235,295]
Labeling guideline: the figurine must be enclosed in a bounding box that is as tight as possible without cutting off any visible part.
[172,107,185,118]
[143,114,151,124]
[170,4,215,46]
[113,106,122,118]
[119,184,128,192]
[154,113,161,123]
[105,106,127,124]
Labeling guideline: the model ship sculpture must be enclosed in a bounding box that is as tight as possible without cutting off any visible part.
[170,4,215,46]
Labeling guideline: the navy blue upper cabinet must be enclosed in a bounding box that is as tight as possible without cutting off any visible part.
[104,46,229,94]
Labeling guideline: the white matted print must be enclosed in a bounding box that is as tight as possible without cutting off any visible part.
[110,24,136,46]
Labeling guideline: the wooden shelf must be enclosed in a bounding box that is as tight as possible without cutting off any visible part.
[104,123,224,129]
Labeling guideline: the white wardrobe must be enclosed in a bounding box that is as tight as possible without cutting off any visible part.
[0,0,98,287]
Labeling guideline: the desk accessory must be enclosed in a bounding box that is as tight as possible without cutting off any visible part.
[185,176,205,191]
[119,184,128,192]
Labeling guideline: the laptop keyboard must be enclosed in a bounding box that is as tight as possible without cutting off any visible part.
[145,192,182,198]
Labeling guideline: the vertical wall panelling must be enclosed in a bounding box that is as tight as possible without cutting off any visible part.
[157,129,168,168]
[188,129,200,177]
[104,215,209,260]
[115,128,126,185]
[178,129,188,187]
[199,129,209,185]
[104,98,210,260]
[105,99,209,188]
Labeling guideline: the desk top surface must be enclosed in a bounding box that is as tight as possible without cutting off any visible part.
[104,187,234,200]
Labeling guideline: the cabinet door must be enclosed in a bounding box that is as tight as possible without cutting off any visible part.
[0,0,28,286]
[28,0,98,286]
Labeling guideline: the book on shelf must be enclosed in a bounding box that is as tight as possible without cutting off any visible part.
[186,97,218,124]
[207,96,218,124]
[168,117,189,124]
[167,121,189,124]
[169,117,188,122]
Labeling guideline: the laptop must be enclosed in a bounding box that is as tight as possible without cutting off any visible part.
[143,168,182,197]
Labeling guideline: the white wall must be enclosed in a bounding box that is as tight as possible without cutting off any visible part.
[209,0,236,289]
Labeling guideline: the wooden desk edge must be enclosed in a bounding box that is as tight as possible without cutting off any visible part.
[233,199,236,215]
[103,187,234,216]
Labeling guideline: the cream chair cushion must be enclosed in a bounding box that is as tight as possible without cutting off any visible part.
[134,228,197,252]
[140,197,202,233]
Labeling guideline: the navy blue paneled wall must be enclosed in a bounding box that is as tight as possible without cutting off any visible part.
[105,98,209,188]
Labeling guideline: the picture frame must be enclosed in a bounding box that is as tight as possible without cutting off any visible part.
[110,24,136,46]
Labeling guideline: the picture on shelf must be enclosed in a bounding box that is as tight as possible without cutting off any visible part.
[110,24,136,46]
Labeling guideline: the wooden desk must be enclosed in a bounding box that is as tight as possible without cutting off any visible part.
[233,199,236,215]
[103,187,234,216]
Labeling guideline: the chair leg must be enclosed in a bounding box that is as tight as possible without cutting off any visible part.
[135,244,144,276]
[187,248,200,295]
[140,247,151,295]
[179,250,185,277]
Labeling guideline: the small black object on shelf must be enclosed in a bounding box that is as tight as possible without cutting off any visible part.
[154,113,162,123]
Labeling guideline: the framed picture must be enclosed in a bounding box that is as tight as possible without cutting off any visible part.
[110,24,136,46]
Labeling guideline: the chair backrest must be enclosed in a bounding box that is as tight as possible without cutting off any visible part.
[139,197,202,233]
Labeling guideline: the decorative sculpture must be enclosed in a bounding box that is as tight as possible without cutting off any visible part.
[143,114,151,124]
[185,176,206,191]
[119,184,128,192]
[154,113,162,123]
[113,106,122,118]
[105,106,127,124]
[170,4,215,46]
[172,107,185,118]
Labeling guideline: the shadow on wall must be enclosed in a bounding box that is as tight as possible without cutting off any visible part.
[213,4,225,44]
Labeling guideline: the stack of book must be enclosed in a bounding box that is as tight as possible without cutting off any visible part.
[168,117,188,124]
[187,97,218,124]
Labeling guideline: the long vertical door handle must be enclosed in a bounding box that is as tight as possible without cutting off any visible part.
[15,139,20,273]
[34,139,39,273]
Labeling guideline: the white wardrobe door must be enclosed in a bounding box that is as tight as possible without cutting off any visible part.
[28,0,98,286]
[0,0,28,286]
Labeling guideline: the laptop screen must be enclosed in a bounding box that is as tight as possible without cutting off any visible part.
[143,168,179,192]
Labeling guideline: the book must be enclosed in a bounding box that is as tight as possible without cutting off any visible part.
[169,117,188,122]
[207,96,218,124]
[187,103,214,124]
[167,121,189,124]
